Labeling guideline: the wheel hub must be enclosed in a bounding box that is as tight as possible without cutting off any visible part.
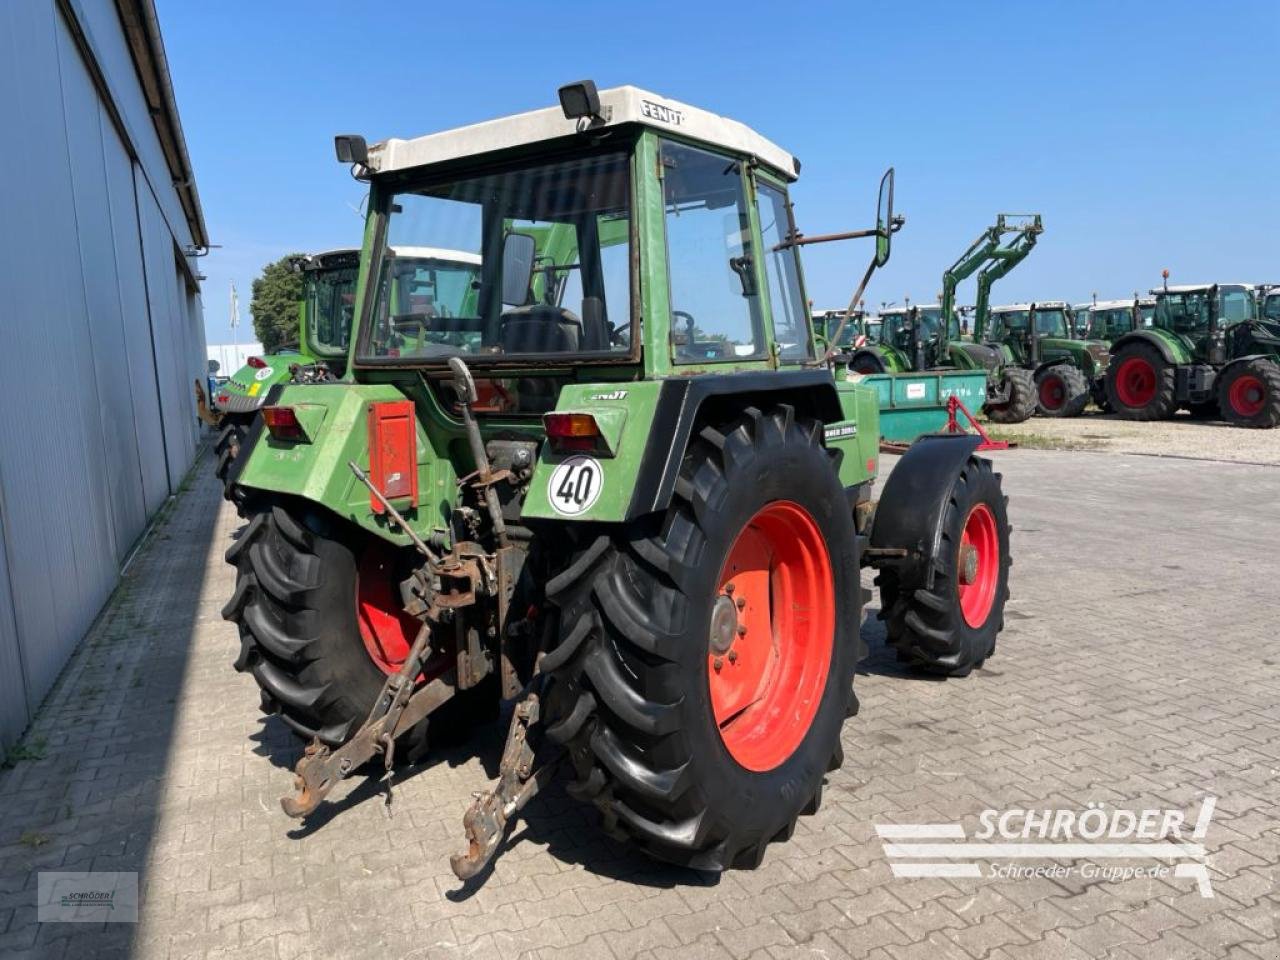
[959,543,979,585]
[709,594,739,655]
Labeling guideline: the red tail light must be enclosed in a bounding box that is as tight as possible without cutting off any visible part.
[247,356,267,369]
[262,405,305,441]
[544,413,606,454]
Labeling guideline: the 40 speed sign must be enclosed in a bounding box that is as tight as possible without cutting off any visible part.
[547,456,603,516]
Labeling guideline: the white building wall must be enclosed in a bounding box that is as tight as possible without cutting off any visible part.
[0,0,207,753]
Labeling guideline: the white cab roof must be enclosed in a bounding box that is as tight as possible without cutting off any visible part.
[1151,283,1252,294]
[389,246,482,265]
[367,85,798,181]
[1090,299,1135,310]
[991,303,1032,312]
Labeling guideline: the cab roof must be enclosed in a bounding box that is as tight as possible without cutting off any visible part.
[1089,299,1134,310]
[366,85,799,182]
[1151,283,1252,294]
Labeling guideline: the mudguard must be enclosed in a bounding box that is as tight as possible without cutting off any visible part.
[849,347,889,373]
[1111,329,1193,366]
[1033,356,1070,378]
[870,433,983,590]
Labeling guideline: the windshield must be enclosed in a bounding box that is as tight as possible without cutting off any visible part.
[989,310,1028,338]
[1088,307,1131,339]
[359,152,632,362]
[1265,294,1280,323]
[1034,308,1069,337]
[1157,291,1211,333]
[308,264,358,354]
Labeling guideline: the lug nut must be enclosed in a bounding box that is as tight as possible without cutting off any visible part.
[713,657,723,672]
[737,624,747,636]
[735,597,746,611]
[727,650,738,664]
[724,583,735,595]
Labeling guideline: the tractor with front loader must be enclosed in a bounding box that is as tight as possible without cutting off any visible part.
[846,215,1044,424]
[1105,275,1280,426]
[221,83,1012,877]
[978,301,1111,416]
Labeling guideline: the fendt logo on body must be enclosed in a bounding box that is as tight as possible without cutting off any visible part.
[640,100,684,126]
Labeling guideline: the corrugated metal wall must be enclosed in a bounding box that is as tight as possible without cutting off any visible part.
[0,0,206,753]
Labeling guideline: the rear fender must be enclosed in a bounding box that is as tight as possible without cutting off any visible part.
[1033,357,1070,378]
[1111,329,1192,366]
[870,433,983,590]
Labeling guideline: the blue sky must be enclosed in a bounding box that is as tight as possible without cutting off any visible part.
[159,0,1279,345]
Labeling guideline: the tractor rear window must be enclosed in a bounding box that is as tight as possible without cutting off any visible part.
[358,152,633,363]
[309,266,357,353]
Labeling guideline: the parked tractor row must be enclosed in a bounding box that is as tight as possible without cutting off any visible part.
[213,82,1014,878]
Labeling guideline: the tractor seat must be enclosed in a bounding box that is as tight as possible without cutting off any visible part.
[500,304,582,354]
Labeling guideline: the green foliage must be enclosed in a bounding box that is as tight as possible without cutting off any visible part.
[250,254,305,353]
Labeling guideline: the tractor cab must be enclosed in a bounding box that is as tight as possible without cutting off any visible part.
[1072,304,1092,336]
[1085,298,1141,342]
[1151,283,1256,362]
[876,304,958,368]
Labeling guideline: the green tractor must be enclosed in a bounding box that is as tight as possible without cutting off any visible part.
[214,247,484,494]
[1081,296,1156,344]
[221,82,1012,877]
[846,215,1044,424]
[814,304,876,355]
[1105,276,1280,426]
[979,301,1111,417]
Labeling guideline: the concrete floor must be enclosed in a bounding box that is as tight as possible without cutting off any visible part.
[0,447,1275,959]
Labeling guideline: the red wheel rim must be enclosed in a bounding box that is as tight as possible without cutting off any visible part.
[356,545,420,675]
[1039,375,1066,410]
[1115,356,1156,408]
[958,503,999,629]
[708,501,834,773]
[1228,374,1266,418]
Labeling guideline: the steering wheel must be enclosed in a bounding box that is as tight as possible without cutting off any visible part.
[673,310,697,345]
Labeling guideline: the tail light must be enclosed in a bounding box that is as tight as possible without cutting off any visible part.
[544,413,608,455]
[247,356,267,369]
[262,405,306,442]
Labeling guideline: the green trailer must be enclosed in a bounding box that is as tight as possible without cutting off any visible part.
[222,82,1012,878]
[1105,278,1280,426]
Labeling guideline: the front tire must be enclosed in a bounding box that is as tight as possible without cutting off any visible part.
[1218,359,1280,428]
[877,456,1010,676]
[543,406,861,870]
[1034,365,1090,418]
[984,367,1037,424]
[1105,343,1176,420]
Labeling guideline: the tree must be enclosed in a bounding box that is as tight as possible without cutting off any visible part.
[250,254,305,352]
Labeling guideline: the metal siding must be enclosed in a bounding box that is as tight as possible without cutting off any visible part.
[0,491,30,755]
[103,100,169,519]
[0,0,94,708]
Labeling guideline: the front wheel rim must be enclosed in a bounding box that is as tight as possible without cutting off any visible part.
[958,503,1000,629]
[708,501,835,773]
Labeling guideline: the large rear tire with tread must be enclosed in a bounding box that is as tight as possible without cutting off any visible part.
[223,504,495,747]
[1105,343,1176,420]
[543,405,862,871]
[1218,359,1280,429]
[1034,365,1089,418]
[876,456,1010,677]
[983,367,1037,424]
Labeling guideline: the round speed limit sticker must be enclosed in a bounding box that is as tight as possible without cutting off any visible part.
[547,456,603,516]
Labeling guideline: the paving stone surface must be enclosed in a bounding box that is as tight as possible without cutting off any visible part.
[0,447,1275,959]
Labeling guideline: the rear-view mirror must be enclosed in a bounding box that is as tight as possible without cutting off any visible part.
[875,168,895,268]
[502,233,536,306]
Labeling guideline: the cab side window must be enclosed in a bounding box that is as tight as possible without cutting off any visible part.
[756,180,813,361]
[661,141,763,362]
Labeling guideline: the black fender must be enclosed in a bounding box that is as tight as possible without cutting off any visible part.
[870,433,983,590]
[627,369,843,520]
[1032,357,1070,379]
[1218,353,1275,378]
[848,347,888,373]
[1110,330,1179,366]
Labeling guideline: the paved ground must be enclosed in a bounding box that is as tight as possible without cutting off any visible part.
[0,446,1276,959]
[983,410,1280,465]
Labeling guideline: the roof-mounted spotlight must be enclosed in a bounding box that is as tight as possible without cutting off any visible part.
[334,134,368,166]
[558,80,607,127]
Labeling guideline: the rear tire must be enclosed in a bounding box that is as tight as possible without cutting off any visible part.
[214,417,251,508]
[877,456,1010,677]
[1218,359,1280,428]
[543,406,861,870]
[849,352,885,375]
[983,367,1036,424]
[1105,343,1176,420]
[1034,365,1089,418]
